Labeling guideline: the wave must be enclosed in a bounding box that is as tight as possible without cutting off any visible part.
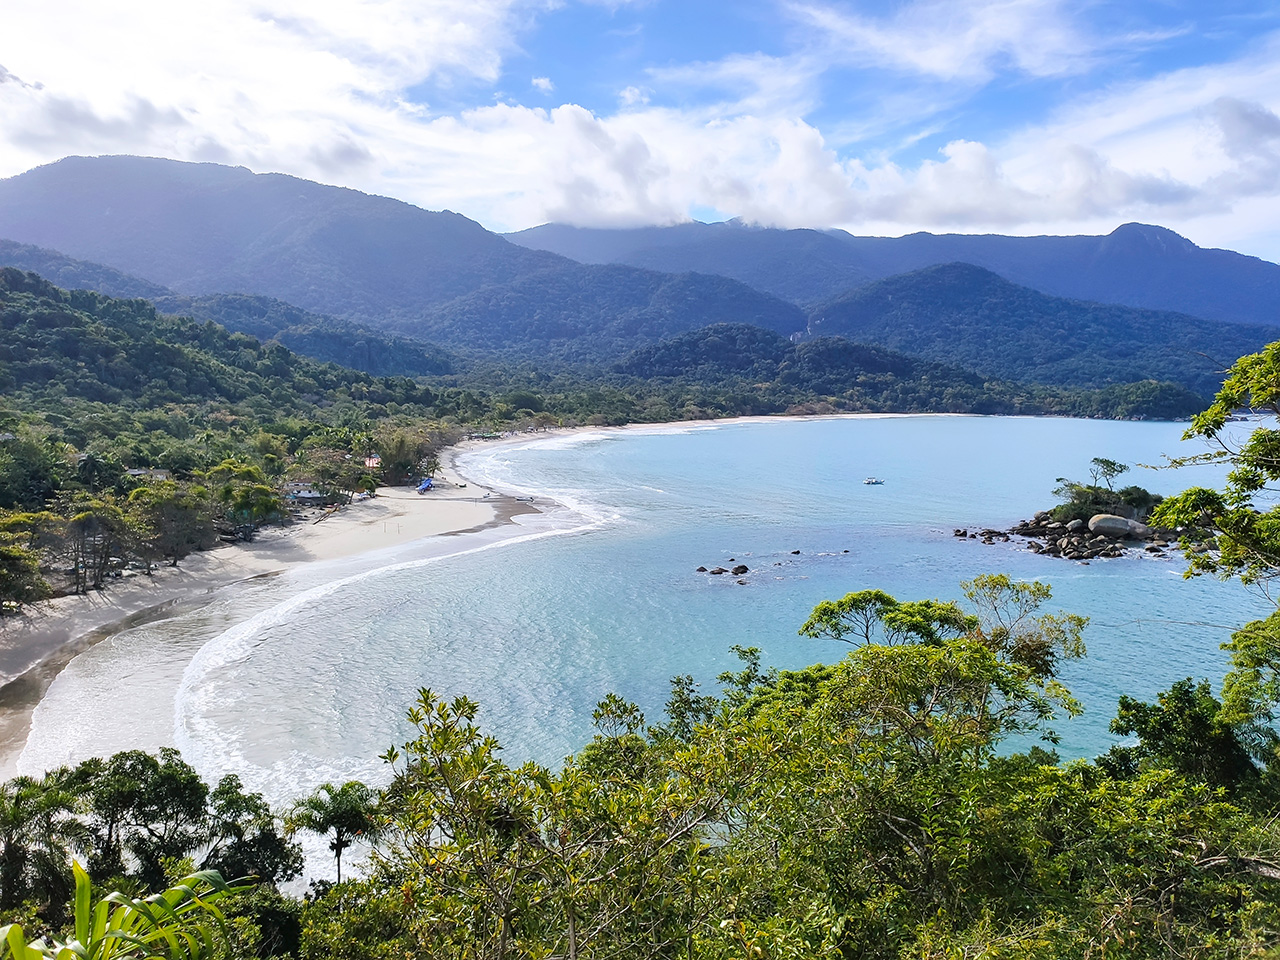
[172,501,609,807]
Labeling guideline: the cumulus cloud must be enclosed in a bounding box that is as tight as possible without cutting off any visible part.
[1,0,1280,256]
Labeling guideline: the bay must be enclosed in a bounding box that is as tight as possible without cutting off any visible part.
[19,415,1270,820]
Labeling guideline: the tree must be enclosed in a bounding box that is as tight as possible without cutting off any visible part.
[200,460,280,539]
[202,775,303,888]
[798,576,1086,683]
[78,749,209,891]
[0,861,244,960]
[1100,678,1267,796]
[0,542,49,614]
[125,481,214,569]
[0,770,85,917]
[286,782,381,884]
[1089,456,1129,492]
[1152,341,1280,726]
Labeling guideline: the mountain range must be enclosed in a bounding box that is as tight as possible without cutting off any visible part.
[0,154,1276,405]
[509,220,1280,327]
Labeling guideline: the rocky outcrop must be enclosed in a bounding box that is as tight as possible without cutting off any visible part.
[992,509,1173,562]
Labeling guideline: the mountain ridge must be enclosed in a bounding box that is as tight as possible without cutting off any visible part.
[508,220,1280,326]
[805,262,1268,395]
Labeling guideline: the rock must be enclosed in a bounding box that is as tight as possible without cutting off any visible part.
[1145,545,1163,553]
[791,550,801,555]
[731,565,749,575]
[1066,518,1085,533]
[954,528,968,537]
[736,579,748,585]
[1047,521,1064,530]
[709,567,728,575]
[1128,520,1151,539]
[842,549,849,553]
[728,558,736,562]
[1088,514,1133,538]
[696,566,708,572]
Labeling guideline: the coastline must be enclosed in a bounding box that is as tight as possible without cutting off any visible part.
[0,477,538,777]
[0,409,977,778]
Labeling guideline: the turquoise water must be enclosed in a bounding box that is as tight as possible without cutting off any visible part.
[19,416,1272,819]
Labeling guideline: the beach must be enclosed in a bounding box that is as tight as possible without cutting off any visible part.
[0,413,1023,778]
[0,460,541,777]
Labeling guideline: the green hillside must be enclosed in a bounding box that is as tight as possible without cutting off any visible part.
[153,293,458,377]
[613,323,1207,419]
[0,240,460,378]
[807,263,1269,395]
[405,266,806,361]
[0,238,171,300]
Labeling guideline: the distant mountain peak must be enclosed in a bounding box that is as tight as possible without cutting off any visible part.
[1106,222,1199,253]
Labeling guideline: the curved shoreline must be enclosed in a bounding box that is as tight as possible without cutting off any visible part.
[0,411,974,778]
[0,473,541,777]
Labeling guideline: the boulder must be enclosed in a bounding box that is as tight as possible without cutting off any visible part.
[1088,514,1133,538]
[731,565,749,575]
[709,567,728,575]
[1066,519,1085,533]
[696,566,708,572]
[1128,520,1151,539]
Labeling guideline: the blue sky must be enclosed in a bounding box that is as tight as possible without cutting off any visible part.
[3,0,1280,259]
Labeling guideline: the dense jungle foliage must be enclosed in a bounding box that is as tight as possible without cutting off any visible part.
[808,262,1270,396]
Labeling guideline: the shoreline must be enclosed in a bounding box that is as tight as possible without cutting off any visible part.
[0,475,540,776]
[0,408,1101,778]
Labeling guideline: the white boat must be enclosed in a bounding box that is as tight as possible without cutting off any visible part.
[863,477,885,485]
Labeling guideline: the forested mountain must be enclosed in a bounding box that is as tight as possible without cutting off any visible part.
[805,263,1269,395]
[152,293,458,377]
[613,323,1207,419]
[509,220,1280,325]
[0,239,458,377]
[405,266,805,361]
[0,157,803,343]
[0,267,443,415]
[0,238,171,300]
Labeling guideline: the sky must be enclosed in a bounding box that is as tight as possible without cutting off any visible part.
[3,1,1280,259]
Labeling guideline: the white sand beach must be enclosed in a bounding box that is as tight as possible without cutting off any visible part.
[0,470,542,775]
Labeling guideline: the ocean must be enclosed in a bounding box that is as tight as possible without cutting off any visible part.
[17,415,1270,853]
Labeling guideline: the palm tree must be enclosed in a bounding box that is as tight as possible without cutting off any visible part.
[285,781,381,884]
[0,770,86,917]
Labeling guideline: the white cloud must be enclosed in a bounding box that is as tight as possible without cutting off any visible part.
[0,0,545,180]
[788,0,1101,83]
[2,0,1280,259]
[619,85,650,106]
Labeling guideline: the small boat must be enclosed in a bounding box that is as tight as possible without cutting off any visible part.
[863,477,885,485]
